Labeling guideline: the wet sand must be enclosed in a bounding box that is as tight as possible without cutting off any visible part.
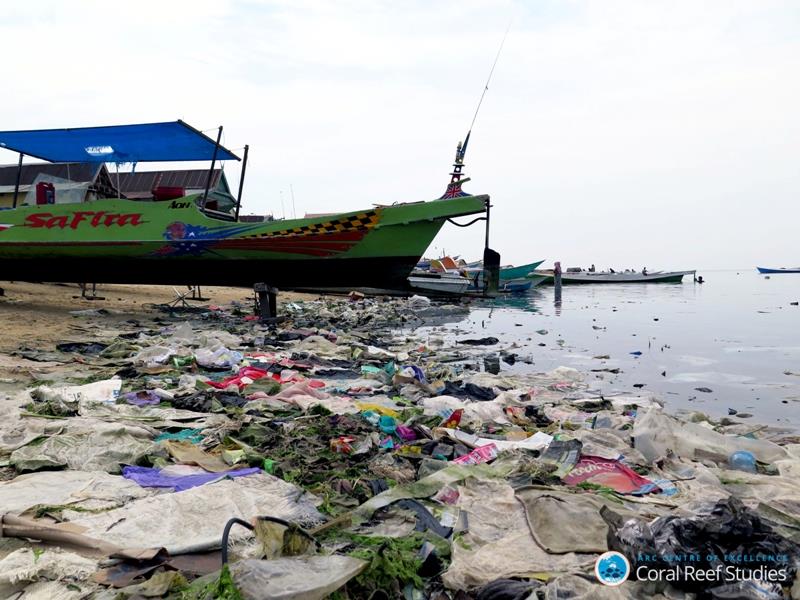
[0,281,312,353]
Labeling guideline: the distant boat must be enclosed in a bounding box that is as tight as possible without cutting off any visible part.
[756,267,800,274]
[535,270,695,284]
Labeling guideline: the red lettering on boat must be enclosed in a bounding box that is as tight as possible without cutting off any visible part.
[23,211,144,229]
[117,214,142,226]
[25,213,50,228]
[46,216,69,228]
[69,212,94,229]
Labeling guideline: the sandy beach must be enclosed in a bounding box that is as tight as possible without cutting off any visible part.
[0,282,311,353]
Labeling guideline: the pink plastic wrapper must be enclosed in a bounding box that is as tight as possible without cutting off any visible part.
[207,367,273,390]
[562,455,658,494]
[452,443,498,465]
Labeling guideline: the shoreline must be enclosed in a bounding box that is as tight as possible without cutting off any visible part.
[1,285,799,598]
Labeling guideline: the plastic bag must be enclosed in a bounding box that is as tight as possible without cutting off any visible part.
[633,408,788,464]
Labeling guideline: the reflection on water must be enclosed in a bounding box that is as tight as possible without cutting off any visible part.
[442,271,800,428]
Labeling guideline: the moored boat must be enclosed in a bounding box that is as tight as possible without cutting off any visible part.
[0,121,489,291]
[499,260,544,281]
[498,278,532,293]
[534,269,696,284]
[407,270,472,295]
[756,267,800,274]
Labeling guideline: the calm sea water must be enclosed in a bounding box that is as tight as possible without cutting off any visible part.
[418,270,800,428]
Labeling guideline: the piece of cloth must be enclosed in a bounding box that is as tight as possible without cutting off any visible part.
[10,429,157,474]
[230,555,367,600]
[442,478,593,590]
[0,470,153,516]
[515,486,650,554]
[0,548,98,600]
[70,474,324,554]
[154,429,204,444]
[122,465,261,492]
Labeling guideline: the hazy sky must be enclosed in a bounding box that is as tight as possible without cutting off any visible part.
[2,1,798,270]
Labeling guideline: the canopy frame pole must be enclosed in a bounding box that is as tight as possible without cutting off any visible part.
[12,153,23,208]
[484,196,491,249]
[234,144,249,222]
[202,126,223,209]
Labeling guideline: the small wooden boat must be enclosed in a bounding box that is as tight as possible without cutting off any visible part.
[534,269,696,284]
[498,278,532,293]
[499,260,544,281]
[525,273,550,287]
[407,270,472,295]
[757,267,800,274]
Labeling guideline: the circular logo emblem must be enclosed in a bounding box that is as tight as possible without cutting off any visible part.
[595,551,630,586]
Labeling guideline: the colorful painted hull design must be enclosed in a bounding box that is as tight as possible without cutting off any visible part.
[0,194,488,289]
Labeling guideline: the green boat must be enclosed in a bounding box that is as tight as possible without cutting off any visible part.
[500,260,544,281]
[0,121,488,290]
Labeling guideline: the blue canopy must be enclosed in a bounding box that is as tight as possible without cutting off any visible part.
[0,120,239,163]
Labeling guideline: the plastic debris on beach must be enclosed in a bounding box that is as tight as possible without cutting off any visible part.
[1,291,799,599]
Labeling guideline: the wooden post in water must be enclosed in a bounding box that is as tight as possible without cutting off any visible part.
[554,261,562,303]
[254,282,278,321]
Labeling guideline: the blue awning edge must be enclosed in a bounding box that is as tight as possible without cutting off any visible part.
[0,120,240,163]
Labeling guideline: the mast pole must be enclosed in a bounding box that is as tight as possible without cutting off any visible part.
[234,144,249,221]
[202,126,223,209]
[12,153,23,208]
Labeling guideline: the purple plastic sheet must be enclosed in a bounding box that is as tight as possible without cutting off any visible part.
[123,391,161,406]
[122,466,261,492]
[395,425,417,441]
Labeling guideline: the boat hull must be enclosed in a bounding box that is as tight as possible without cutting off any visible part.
[499,260,544,281]
[536,270,695,284]
[408,277,471,295]
[0,194,487,290]
[756,267,800,274]
[498,278,532,293]
[525,274,549,287]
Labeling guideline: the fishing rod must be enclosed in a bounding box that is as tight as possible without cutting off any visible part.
[441,22,511,296]
[442,21,511,197]
[460,20,511,160]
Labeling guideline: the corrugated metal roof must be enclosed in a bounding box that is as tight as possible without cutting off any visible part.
[0,162,100,186]
[114,169,222,195]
